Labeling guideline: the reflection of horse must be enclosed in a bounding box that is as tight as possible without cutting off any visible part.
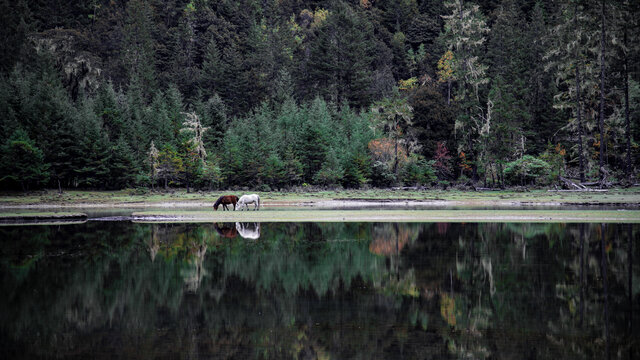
[236,222,260,239]
[214,223,238,238]
[237,194,260,211]
[214,195,239,211]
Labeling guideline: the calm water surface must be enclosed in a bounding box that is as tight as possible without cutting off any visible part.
[0,221,638,359]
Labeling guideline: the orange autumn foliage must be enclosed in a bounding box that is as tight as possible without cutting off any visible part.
[459,151,472,174]
[368,138,408,167]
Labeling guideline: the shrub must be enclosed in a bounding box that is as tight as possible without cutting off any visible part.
[503,155,552,186]
[370,161,396,187]
[401,155,436,186]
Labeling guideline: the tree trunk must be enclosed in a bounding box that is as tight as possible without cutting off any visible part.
[57,178,62,194]
[624,26,631,183]
[393,116,399,176]
[599,0,606,185]
[574,4,585,183]
[576,66,585,182]
[447,80,451,105]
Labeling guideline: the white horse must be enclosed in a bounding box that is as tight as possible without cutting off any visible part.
[236,194,260,211]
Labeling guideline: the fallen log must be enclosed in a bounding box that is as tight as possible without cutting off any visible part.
[547,189,608,192]
[559,176,587,190]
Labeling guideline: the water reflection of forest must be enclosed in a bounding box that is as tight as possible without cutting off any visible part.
[0,222,638,359]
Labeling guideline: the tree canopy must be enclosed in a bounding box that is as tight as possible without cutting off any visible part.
[0,0,638,191]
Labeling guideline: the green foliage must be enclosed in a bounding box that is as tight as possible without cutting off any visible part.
[503,155,552,186]
[0,0,635,190]
[0,129,49,190]
[400,155,436,186]
[539,143,567,184]
[313,149,344,187]
[109,137,138,189]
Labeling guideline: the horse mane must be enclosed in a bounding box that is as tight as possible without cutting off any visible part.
[213,196,223,209]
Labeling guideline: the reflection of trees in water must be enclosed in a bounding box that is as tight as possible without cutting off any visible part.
[1,222,639,359]
[369,223,422,298]
[443,223,640,359]
[547,224,640,359]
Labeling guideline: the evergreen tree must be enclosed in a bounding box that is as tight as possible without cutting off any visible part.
[307,5,377,107]
[0,129,49,190]
[201,36,224,98]
[146,91,174,147]
[73,99,110,188]
[299,98,331,182]
[109,137,138,189]
[194,93,228,150]
[170,3,200,99]
[371,92,414,176]
[545,1,612,181]
[439,0,490,180]
[122,0,157,97]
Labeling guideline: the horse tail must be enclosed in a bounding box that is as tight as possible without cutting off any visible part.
[257,196,260,210]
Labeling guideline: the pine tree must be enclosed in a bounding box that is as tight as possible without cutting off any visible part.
[201,36,224,98]
[439,0,490,180]
[371,92,413,176]
[194,93,228,150]
[109,137,138,189]
[73,99,110,188]
[122,0,157,97]
[0,129,49,190]
[170,3,200,99]
[148,141,159,189]
[165,84,185,140]
[146,91,174,146]
[307,5,377,107]
[545,1,598,181]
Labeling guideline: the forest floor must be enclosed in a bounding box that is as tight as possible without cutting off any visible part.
[0,187,639,209]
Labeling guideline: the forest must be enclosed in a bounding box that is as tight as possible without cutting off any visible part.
[0,0,638,191]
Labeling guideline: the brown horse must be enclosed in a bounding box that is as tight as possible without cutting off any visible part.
[214,195,239,211]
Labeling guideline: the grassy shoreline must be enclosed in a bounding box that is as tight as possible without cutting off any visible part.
[1,187,639,208]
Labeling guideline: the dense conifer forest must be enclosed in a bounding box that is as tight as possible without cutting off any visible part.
[0,0,638,191]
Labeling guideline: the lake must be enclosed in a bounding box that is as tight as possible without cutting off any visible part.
[0,220,638,359]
